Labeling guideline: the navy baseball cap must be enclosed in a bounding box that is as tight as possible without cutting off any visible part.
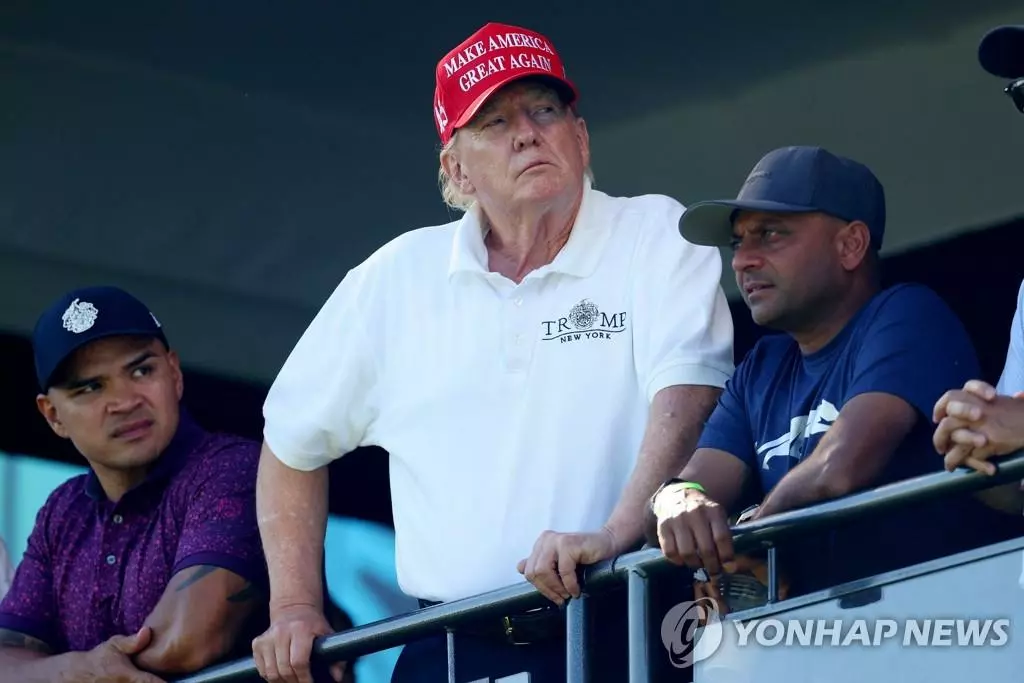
[678,146,886,250]
[978,25,1024,78]
[32,286,169,391]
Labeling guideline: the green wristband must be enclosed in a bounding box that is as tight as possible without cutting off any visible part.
[651,478,705,518]
[659,478,705,494]
[652,478,704,509]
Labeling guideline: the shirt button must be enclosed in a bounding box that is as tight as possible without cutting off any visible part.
[514,297,523,307]
[515,334,524,345]
[105,555,116,565]
[112,514,124,524]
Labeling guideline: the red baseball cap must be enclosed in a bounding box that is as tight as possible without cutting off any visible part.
[433,22,579,145]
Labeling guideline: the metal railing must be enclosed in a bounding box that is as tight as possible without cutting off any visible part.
[177,452,1024,683]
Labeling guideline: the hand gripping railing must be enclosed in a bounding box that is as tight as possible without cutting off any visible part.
[177,452,1024,683]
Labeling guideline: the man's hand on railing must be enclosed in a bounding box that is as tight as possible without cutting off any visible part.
[651,483,734,575]
[251,604,345,683]
[933,380,1024,474]
[516,529,618,605]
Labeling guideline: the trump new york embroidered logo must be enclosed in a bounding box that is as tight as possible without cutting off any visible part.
[540,299,628,344]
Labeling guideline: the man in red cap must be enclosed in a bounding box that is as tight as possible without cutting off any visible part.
[252,22,734,683]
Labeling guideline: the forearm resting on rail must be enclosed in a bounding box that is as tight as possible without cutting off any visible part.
[133,565,261,675]
[0,629,84,683]
[605,385,721,549]
[257,442,330,613]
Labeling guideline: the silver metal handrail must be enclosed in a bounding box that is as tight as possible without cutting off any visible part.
[177,452,1024,683]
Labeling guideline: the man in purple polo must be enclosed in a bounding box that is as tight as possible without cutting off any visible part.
[0,286,268,682]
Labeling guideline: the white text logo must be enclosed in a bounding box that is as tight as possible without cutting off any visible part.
[757,398,839,468]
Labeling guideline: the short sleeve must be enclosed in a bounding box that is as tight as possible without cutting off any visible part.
[631,198,735,401]
[846,285,981,417]
[694,360,758,471]
[996,279,1024,395]
[0,508,61,649]
[263,265,381,471]
[172,441,268,590]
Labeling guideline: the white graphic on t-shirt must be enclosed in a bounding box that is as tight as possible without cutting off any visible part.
[757,399,840,469]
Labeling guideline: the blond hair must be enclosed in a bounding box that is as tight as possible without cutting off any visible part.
[438,134,473,212]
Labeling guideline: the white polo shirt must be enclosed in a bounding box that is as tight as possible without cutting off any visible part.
[263,182,735,602]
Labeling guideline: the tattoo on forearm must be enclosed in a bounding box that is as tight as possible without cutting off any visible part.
[172,565,260,603]
[0,629,52,654]
[175,565,220,592]
[226,583,260,603]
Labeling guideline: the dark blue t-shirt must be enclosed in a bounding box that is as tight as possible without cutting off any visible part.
[698,283,1024,593]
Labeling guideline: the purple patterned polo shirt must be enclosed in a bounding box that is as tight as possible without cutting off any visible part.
[0,411,267,652]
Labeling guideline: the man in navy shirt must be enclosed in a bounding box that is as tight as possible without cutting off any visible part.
[646,146,1024,599]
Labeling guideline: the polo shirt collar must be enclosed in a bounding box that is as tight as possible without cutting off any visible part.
[85,408,206,501]
[447,179,611,280]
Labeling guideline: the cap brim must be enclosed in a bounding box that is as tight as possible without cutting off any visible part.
[979,25,1024,78]
[678,199,818,247]
[451,72,579,132]
[40,328,168,390]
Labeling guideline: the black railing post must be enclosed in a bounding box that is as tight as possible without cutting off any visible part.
[446,628,457,683]
[627,567,650,683]
[767,546,779,603]
[566,593,589,683]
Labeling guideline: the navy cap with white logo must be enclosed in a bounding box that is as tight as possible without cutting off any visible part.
[678,146,886,251]
[32,286,169,391]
